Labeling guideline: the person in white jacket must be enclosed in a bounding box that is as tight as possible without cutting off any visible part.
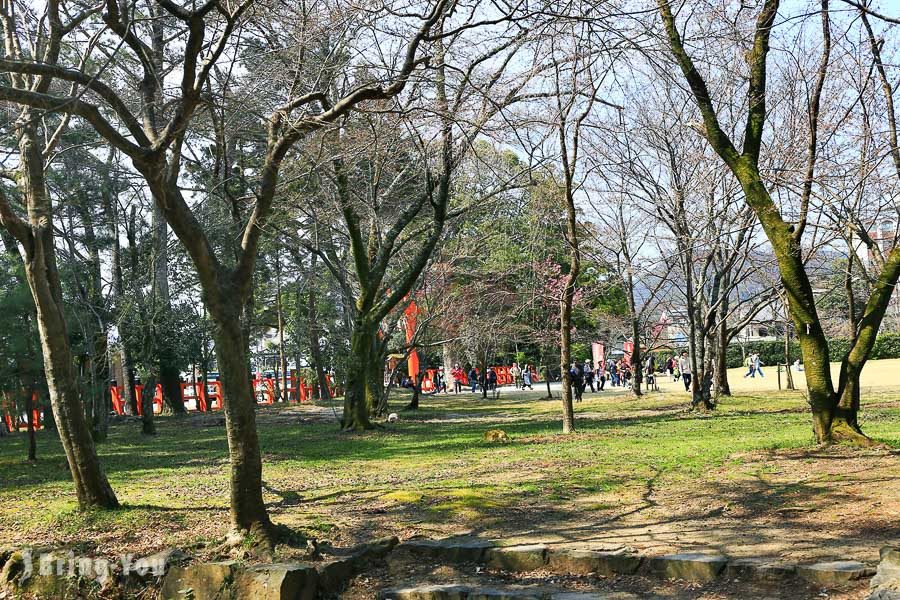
[678,351,692,392]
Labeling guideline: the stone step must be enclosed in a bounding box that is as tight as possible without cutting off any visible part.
[797,560,876,586]
[870,546,900,600]
[646,553,728,582]
[398,538,497,563]
[378,583,549,600]
[485,544,549,572]
[547,549,642,577]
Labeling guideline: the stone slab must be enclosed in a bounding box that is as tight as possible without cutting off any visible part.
[871,547,900,595]
[234,563,318,600]
[400,538,496,563]
[316,556,358,594]
[725,558,797,581]
[159,560,237,599]
[647,553,728,582]
[486,545,549,572]
[553,594,644,600]
[379,585,548,600]
[547,549,642,576]
[379,583,471,600]
[798,560,875,586]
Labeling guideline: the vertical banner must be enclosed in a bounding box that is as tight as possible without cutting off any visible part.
[623,340,634,365]
[404,300,420,381]
[591,342,605,369]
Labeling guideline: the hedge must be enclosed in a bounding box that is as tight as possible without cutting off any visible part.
[725,333,900,369]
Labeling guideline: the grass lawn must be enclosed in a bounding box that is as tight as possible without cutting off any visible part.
[1,362,898,565]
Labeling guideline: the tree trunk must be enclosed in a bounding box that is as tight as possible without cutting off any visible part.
[404,380,420,411]
[121,347,139,416]
[305,277,330,402]
[25,262,119,507]
[342,318,381,430]
[140,374,157,436]
[630,316,643,397]
[714,321,731,397]
[784,322,795,390]
[15,120,118,509]
[275,253,287,402]
[92,331,110,442]
[212,307,274,541]
[559,294,576,433]
[159,361,185,414]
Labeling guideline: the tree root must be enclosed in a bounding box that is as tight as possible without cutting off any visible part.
[823,420,885,448]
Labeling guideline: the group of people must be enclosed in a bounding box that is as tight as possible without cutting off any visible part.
[508,363,536,390]
[664,351,694,391]
[406,351,711,400]
[444,363,537,394]
[744,353,765,378]
[565,357,638,401]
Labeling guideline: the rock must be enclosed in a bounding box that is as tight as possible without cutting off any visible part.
[726,558,797,581]
[159,560,238,599]
[484,430,510,443]
[316,557,357,594]
[553,594,643,600]
[379,583,470,599]
[486,544,549,572]
[467,587,549,599]
[358,536,401,560]
[130,548,190,581]
[547,549,642,576]
[871,547,900,597]
[647,553,727,582]
[399,538,496,563]
[234,563,318,600]
[797,560,875,586]
[379,585,548,600]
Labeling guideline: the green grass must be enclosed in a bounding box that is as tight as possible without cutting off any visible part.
[1,364,898,559]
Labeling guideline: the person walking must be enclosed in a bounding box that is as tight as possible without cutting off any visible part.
[569,362,585,402]
[468,366,479,393]
[608,360,619,387]
[743,354,756,378]
[486,368,498,391]
[753,353,764,377]
[522,365,534,390]
[597,361,606,391]
[510,363,522,389]
[678,351,692,392]
[451,364,465,394]
[583,359,595,392]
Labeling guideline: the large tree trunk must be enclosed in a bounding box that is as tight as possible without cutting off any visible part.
[342,319,380,430]
[15,121,118,509]
[24,253,119,508]
[212,307,273,541]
